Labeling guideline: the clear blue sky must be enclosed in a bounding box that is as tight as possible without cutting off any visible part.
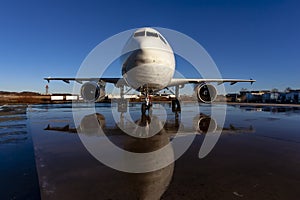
[1,0,299,94]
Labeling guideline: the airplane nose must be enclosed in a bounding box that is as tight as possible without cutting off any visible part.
[137,38,157,50]
[134,49,153,64]
[122,49,154,75]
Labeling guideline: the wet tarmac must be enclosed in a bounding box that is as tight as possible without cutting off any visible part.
[1,103,300,199]
[0,105,40,199]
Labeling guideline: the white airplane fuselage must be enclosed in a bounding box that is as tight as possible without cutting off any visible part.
[122,28,175,92]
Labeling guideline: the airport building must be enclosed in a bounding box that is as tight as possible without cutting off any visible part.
[227,89,300,104]
[285,90,300,103]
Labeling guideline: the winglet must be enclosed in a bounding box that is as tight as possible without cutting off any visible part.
[44,77,51,83]
[45,124,50,130]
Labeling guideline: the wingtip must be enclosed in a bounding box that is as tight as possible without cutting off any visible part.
[250,78,256,85]
[44,77,51,83]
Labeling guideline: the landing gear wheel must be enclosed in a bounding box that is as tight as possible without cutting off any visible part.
[141,103,147,115]
[172,99,181,112]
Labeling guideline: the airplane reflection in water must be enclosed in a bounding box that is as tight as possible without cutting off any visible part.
[45,113,255,136]
[46,113,174,200]
[44,112,254,199]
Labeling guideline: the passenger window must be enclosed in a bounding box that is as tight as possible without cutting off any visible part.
[134,31,145,37]
[146,31,158,37]
[159,35,167,44]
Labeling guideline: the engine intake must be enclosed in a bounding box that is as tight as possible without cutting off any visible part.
[194,114,217,134]
[195,84,217,103]
[80,81,105,102]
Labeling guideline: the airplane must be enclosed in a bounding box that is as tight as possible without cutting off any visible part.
[45,27,255,114]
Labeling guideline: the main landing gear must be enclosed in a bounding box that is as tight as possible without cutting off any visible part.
[117,85,182,116]
[116,85,153,115]
[116,85,128,113]
[171,98,181,112]
[167,85,181,113]
[141,94,152,115]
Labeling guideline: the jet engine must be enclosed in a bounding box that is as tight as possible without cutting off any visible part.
[80,81,105,102]
[195,83,217,103]
[194,114,217,134]
[80,113,105,135]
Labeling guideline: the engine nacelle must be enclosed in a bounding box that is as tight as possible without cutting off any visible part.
[194,114,217,134]
[80,113,105,135]
[80,81,105,102]
[195,84,217,103]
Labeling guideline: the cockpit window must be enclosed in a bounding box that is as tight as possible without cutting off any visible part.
[159,35,167,44]
[146,31,158,37]
[134,31,145,37]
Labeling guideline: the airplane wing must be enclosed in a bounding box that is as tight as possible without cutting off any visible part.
[44,77,255,87]
[167,78,255,87]
[44,77,128,86]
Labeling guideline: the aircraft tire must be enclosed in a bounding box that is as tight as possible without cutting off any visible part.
[141,103,147,115]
